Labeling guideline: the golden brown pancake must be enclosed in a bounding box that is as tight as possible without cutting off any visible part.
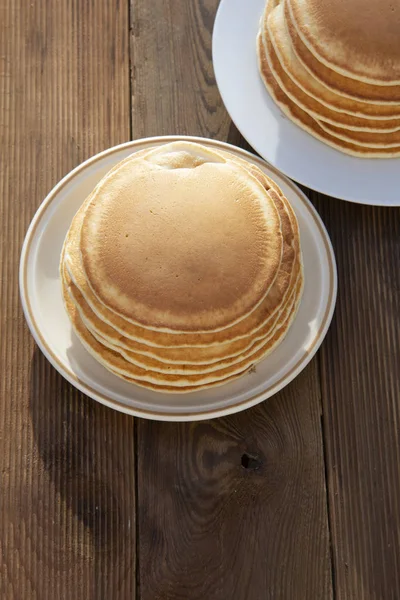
[78,280,301,375]
[285,0,400,103]
[60,143,303,392]
[287,0,400,84]
[264,0,400,119]
[264,5,400,130]
[64,157,301,347]
[117,369,248,394]
[257,33,400,157]
[63,254,301,369]
[79,142,283,333]
[64,191,299,350]
[65,263,298,363]
[319,120,400,147]
[62,152,301,365]
[62,267,303,387]
[65,276,251,395]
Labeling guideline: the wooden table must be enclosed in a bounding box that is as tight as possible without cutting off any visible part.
[1,1,399,598]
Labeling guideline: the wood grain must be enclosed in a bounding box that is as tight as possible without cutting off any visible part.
[6,0,398,598]
[136,381,333,600]
[0,1,135,598]
[312,195,400,600]
[130,0,232,138]
[131,1,333,598]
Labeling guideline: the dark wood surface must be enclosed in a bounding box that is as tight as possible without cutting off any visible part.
[0,1,136,598]
[312,196,400,600]
[0,1,398,599]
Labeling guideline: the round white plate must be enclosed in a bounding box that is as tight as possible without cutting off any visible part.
[213,0,400,206]
[20,136,337,421]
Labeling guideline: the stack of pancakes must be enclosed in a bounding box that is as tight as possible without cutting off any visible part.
[257,0,400,157]
[60,141,303,393]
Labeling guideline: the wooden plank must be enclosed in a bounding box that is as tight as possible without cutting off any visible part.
[130,1,333,598]
[312,194,400,600]
[0,1,135,598]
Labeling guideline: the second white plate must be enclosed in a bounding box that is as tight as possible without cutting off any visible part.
[213,0,400,206]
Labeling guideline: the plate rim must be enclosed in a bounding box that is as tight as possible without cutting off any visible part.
[20,135,337,421]
[212,0,400,207]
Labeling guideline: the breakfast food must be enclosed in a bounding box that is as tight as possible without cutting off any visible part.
[258,0,400,157]
[61,141,303,393]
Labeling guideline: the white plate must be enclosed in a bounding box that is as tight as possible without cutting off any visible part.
[20,136,337,421]
[213,0,400,206]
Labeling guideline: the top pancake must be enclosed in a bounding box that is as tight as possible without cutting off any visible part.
[257,30,400,156]
[64,148,301,348]
[285,0,400,102]
[287,0,400,85]
[264,0,400,121]
[80,142,284,333]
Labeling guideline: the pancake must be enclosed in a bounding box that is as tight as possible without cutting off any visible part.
[65,278,250,395]
[79,142,284,333]
[319,120,400,148]
[265,0,400,119]
[287,0,400,85]
[60,143,303,393]
[257,33,400,157]
[65,188,300,349]
[285,1,400,103]
[75,279,302,375]
[63,253,301,367]
[64,159,301,348]
[117,369,248,394]
[264,4,400,130]
[63,160,300,359]
[65,263,298,363]
[64,188,299,350]
[62,266,303,387]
